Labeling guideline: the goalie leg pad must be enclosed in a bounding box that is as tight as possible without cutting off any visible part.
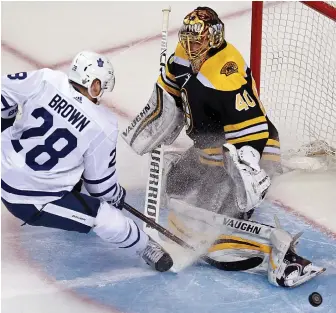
[167,201,271,272]
[160,147,186,206]
[121,83,184,155]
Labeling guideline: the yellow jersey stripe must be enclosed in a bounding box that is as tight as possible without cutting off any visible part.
[227,132,269,145]
[266,138,280,147]
[199,43,248,91]
[202,147,223,155]
[166,67,177,82]
[224,116,267,132]
[225,124,268,140]
[157,76,181,97]
[199,156,224,167]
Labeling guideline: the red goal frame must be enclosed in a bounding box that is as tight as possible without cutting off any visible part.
[250,1,336,94]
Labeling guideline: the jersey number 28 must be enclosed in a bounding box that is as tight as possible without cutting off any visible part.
[14,107,77,171]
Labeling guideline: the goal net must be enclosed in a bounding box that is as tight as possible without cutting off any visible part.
[251,1,336,170]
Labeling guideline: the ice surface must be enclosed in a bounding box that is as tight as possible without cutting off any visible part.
[2,193,336,313]
[1,2,335,313]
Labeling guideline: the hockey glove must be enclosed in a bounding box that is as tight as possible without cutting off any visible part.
[223,143,271,215]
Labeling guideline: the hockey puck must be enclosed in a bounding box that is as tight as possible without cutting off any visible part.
[308,292,323,307]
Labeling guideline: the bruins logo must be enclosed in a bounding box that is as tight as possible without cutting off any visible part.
[220,61,238,76]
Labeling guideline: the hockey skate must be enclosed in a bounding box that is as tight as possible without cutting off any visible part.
[141,237,174,272]
[269,227,326,288]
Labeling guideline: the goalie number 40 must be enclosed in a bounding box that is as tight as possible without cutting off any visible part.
[235,90,256,111]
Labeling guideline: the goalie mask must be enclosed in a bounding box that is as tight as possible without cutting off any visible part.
[178,7,225,73]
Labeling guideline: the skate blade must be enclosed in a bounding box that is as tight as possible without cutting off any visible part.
[288,267,326,288]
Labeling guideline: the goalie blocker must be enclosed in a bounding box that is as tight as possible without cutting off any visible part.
[121,83,184,156]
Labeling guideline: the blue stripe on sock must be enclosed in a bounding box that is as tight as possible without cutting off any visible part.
[89,183,117,197]
[121,222,140,249]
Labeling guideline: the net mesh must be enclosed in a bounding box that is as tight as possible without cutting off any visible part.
[259,1,336,169]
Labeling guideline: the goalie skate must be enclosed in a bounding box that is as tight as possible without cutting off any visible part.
[141,237,174,272]
[269,225,326,288]
[277,246,326,288]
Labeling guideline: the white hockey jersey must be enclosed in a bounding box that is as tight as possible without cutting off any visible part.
[1,69,122,205]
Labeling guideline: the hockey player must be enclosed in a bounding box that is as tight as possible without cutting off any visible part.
[1,51,173,273]
[122,7,325,287]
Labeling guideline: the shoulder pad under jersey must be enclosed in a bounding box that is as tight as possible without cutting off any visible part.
[198,43,248,91]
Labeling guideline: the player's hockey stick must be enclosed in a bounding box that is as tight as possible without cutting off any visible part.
[142,7,171,240]
[124,202,264,271]
[126,202,191,249]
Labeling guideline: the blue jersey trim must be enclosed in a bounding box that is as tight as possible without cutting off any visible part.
[1,95,11,111]
[11,140,23,152]
[1,180,68,197]
[83,170,116,185]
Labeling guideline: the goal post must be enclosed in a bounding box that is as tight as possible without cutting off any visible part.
[250,1,263,94]
[302,1,336,20]
[250,1,336,170]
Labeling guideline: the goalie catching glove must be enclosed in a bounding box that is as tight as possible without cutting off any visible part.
[223,143,271,218]
[121,83,184,155]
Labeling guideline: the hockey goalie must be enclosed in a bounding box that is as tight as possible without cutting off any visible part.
[122,6,325,287]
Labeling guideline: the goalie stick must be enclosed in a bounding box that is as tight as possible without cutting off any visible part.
[139,9,274,271]
[140,10,261,270]
[139,9,220,271]
[142,7,170,241]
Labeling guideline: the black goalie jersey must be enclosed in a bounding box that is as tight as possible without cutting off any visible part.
[157,41,280,165]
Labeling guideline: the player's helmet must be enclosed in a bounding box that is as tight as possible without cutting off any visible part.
[178,7,225,73]
[68,51,115,99]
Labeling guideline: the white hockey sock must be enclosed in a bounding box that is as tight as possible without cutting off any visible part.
[93,202,148,254]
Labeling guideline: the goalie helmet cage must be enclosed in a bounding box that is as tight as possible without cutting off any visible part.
[250,1,336,169]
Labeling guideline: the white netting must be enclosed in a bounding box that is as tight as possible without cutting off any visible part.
[259,1,336,170]
[326,1,336,7]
